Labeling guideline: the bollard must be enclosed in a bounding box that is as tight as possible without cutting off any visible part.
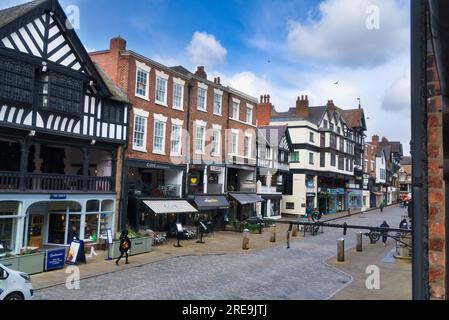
[270,224,277,243]
[292,226,299,237]
[356,232,363,252]
[242,229,250,250]
[286,231,291,249]
[337,238,345,262]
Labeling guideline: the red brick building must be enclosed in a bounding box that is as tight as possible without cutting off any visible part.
[91,37,259,232]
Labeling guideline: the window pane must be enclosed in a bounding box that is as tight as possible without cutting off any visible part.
[171,125,182,154]
[86,200,100,212]
[136,69,148,97]
[84,214,99,240]
[173,84,183,109]
[134,116,146,148]
[156,77,167,104]
[154,121,165,152]
[198,88,207,110]
[196,126,205,153]
[233,102,239,119]
[214,94,222,114]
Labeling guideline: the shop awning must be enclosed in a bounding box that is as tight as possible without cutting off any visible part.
[194,196,230,210]
[142,200,198,214]
[229,193,264,205]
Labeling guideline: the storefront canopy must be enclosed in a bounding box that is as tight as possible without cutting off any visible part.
[229,193,264,205]
[194,196,230,210]
[142,200,198,214]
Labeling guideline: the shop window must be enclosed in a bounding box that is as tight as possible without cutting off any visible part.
[0,202,20,253]
[84,214,99,240]
[101,200,114,212]
[86,200,100,212]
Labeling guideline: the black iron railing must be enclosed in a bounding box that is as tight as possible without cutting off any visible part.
[0,171,114,192]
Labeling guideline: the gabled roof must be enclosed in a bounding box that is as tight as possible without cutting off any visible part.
[340,108,367,130]
[0,0,47,29]
[0,0,112,98]
[94,63,130,104]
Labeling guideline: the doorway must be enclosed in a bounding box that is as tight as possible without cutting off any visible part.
[28,215,44,248]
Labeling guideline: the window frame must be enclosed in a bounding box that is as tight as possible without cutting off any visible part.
[170,123,182,156]
[153,117,167,155]
[195,123,206,155]
[135,63,150,101]
[197,83,208,112]
[132,109,149,152]
[232,99,240,120]
[155,73,168,106]
[211,128,222,157]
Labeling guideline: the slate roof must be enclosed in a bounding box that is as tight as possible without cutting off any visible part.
[94,63,130,104]
[169,65,193,76]
[271,106,327,126]
[0,0,47,29]
[401,156,412,166]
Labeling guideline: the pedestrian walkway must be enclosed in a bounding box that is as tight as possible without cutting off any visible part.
[31,224,293,290]
[328,240,412,300]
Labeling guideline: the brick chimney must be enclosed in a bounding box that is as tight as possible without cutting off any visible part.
[110,36,126,52]
[327,99,336,112]
[195,66,207,79]
[257,94,273,126]
[296,95,309,118]
[372,135,380,146]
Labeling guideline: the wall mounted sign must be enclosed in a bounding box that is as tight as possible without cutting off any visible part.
[50,194,67,200]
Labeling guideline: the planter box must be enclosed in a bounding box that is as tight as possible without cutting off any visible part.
[0,252,45,275]
[110,237,152,259]
[0,256,19,270]
[18,252,45,275]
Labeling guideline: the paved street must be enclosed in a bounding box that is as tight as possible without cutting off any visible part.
[36,206,407,300]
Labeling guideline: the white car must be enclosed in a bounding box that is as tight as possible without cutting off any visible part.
[0,264,34,300]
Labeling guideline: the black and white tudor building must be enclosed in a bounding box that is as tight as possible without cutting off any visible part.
[0,0,130,254]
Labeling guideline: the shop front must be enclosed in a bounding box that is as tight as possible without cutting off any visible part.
[137,199,198,237]
[346,189,363,211]
[228,193,264,221]
[259,195,282,219]
[192,195,229,231]
[336,188,346,212]
[0,194,116,255]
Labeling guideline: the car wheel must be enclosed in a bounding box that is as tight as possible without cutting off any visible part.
[5,293,24,301]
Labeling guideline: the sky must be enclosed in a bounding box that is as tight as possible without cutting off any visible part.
[1,0,412,155]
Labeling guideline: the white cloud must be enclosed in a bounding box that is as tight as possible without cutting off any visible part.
[187,32,227,68]
[285,0,409,67]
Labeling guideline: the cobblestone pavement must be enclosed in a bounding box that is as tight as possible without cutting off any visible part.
[36,206,405,300]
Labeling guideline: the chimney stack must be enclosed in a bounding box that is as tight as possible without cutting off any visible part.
[195,66,207,79]
[372,135,380,145]
[110,36,126,52]
[257,93,274,126]
[327,99,335,111]
[296,95,309,118]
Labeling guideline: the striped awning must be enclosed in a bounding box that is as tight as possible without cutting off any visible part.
[142,200,198,214]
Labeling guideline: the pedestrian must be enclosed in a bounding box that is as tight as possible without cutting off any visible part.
[399,219,408,230]
[380,220,389,246]
[70,225,79,241]
[312,208,322,222]
[380,202,384,213]
[116,230,131,266]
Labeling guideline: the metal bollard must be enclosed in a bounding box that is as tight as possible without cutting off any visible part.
[270,225,277,243]
[356,232,363,252]
[242,229,250,250]
[286,231,291,249]
[337,238,345,262]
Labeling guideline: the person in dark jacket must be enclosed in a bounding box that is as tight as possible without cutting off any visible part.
[380,221,389,246]
[115,230,131,265]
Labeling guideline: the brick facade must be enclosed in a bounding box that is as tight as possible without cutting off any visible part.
[426,39,447,300]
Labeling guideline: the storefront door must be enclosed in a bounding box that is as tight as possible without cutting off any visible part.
[28,215,44,248]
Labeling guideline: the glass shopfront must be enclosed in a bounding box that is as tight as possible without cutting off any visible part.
[0,202,20,254]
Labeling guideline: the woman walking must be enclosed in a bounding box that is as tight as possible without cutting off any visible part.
[116,230,131,266]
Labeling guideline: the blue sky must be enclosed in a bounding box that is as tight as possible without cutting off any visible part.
[1,0,411,154]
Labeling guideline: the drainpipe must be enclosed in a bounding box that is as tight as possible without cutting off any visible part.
[185,80,194,198]
[411,0,430,300]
